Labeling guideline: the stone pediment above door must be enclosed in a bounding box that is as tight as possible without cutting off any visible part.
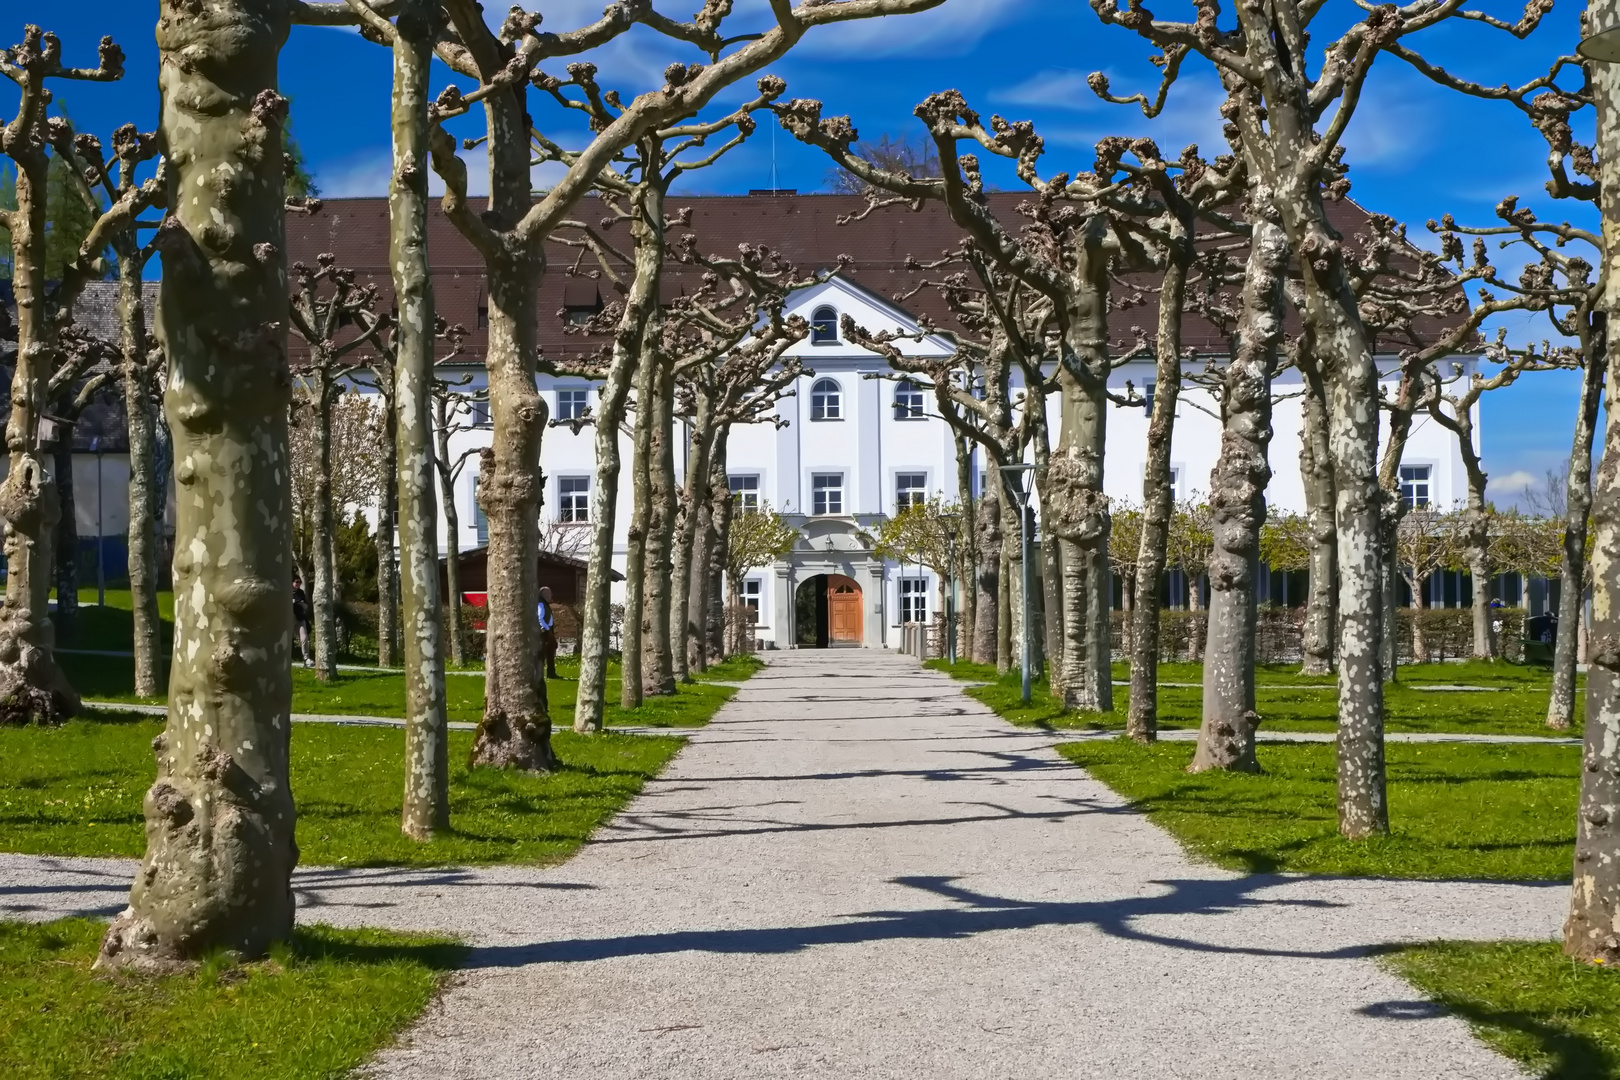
[794,516,872,555]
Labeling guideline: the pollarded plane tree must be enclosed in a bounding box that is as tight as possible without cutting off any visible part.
[1386,50,1600,733]
[1345,211,1500,681]
[534,86,802,702]
[536,95,798,723]
[332,0,454,841]
[664,241,819,682]
[421,0,944,769]
[0,27,125,723]
[100,0,303,971]
[287,254,386,681]
[46,332,118,642]
[64,125,170,697]
[834,236,1045,673]
[805,131,1148,711]
[1088,0,1556,839]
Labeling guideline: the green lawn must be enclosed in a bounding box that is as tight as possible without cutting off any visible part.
[58,604,763,729]
[1386,941,1620,1079]
[1,918,462,1080]
[1057,738,1578,879]
[0,717,684,866]
[926,658,1577,739]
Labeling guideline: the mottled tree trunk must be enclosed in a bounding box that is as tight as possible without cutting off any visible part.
[1550,341,1605,729]
[1040,536,1063,684]
[1320,300,1388,839]
[1085,525,1113,712]
[53,439,78,642]
[642,363,677,696]
[954,436,978,662]
[996,508,1013,673]
[120,263,162,699]
[1380,514,1400,682]
[390,0,449,838]
[469,255,553,770]
[670,398,715,684]
[1129,258,1186,743]
[1045,357,1110,712]
[1299,379,1336,675]
[573,323,638,728]
[310,376,337,680]
[433,416,467,668]
[375,376,399,669]
[577,179,662,727]
[973,492,1000,665]
[1566,60,1620,966]
[0,63,77,725]
[1467,515,1496,660]
[1411,587,1429,663]
[99,0,296,968]
[1191,213,1286,773]
[621,350,656,710]
[705,436,733,662]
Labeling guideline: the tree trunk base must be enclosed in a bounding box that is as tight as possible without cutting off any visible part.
[1299,658,1332,676]
[470,710,556,771]
[1186,712,1262,773]
[0,644,80,726]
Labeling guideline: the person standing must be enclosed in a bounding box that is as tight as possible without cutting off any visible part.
[292,576,312,667]
[537,585,560,679]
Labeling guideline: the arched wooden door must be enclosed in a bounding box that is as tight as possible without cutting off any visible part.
[827,574,863,645]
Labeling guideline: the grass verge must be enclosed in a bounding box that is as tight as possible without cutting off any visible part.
[0,917,462,1080]
[0,719,684,866]
[1056,738,1578,879]
[64,645,763,729]
[1385,941,1620,1079]
[925,658,1576,739]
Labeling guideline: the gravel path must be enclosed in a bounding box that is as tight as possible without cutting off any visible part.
[3,650,1565,1078]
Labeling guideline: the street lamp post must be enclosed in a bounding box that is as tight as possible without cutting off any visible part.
[942,512,960,667]
[999,464,1036,704]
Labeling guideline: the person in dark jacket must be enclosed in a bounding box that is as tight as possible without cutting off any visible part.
[292,576,312,667]
[537,586,560,679]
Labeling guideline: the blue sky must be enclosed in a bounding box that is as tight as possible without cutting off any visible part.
[1,1,1596,506]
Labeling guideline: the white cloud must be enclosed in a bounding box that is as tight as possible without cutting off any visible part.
[316,146,567,200]
[990,67,1231,161]
[1491,469,1536,496]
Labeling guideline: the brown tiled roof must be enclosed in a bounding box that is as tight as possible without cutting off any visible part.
[287,192,1467,366]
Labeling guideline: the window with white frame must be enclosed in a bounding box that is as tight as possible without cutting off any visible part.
[1168,466,1181,501]
[810,306,838,344]
[810,378,842,420]
[1399,464,1432,509]
[1143,378,1156,415]
[556,387,589,421]
[899,577,928,624]
[469,395,491,427]
[729,474,760,513]
[812,473,844,515]
[741,578,762,623]
[896,472,927,511]
[894,378,925,420]
[558,476,590,522]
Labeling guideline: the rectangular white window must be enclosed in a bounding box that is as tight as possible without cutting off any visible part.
[742,578,762,623]
[1143,378,1155,415]
[896,472,927,511]
[558,476,590,522]
[1168,466,1180,501]
[470,396,491,427]
[557,387,589,421]
[729,474,760,513]
[812,473,843,516]
[1400,465,1432,509]
[899,577,929,624]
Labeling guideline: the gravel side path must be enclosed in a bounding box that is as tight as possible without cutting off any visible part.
[2,651,1564,1078]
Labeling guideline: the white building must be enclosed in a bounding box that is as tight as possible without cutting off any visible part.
[292,195,1477,650]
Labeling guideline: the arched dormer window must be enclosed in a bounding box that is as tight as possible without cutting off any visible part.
[810,305,838,344]
[893,378,925,420]
[810,378,842,421]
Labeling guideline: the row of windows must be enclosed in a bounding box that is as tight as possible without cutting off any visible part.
[463,380,925,428]
[809,377,926,421]
[735,472,929,517]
